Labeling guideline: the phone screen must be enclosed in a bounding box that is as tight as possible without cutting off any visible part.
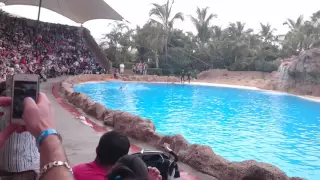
[12,81,38,119]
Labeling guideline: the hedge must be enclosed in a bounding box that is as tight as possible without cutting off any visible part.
[147,68,163,75]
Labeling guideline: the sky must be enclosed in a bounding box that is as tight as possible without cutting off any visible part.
[1,0,320,41]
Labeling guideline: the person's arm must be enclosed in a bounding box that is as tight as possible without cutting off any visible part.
[23,93,74,180]
[40,135,72,180]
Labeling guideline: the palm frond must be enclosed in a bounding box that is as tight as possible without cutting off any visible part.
[167,0,175,21]
[171,12,184,22]
[189,16,201,33]
[205,13,217,24]
[168,12,184,29]
[196,7,202,20]
[296,15,304,26]
[149,3,165,23]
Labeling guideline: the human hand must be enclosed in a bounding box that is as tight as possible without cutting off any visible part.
[23,92,55,138]
[0,123,20,149]
[148,167,162,180]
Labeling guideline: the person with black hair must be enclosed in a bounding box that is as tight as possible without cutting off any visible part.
[73,131,130,180]
[107,155,162,180]
[186,71,191,83]
[180,69,185,83]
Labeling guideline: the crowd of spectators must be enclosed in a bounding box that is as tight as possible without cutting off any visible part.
[132,62,148,75]
[0,13,106,82]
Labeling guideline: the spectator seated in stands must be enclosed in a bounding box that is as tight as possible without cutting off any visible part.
[0,12,106,82]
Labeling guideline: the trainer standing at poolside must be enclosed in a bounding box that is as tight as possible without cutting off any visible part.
[181,69,185,83]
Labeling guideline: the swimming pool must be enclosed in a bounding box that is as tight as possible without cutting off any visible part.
[74,81,320,179]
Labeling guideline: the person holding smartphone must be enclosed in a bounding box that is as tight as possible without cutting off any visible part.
[0,93,74,180]
[0,75,41,179]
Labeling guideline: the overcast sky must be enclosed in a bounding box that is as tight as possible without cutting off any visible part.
[1,0,320,40]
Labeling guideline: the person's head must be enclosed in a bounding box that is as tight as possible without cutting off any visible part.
[107,155,148,180]
[96,131,130,166]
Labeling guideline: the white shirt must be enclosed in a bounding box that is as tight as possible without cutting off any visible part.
[0,113,40,172]
[120,64,125,73]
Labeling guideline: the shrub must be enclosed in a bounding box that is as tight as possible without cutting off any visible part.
[124,62,135,69]
[112,61,119,69]
[254,60,280,72]
[162,69,172,76]
[172,69,182,76]
[147,68,162,75]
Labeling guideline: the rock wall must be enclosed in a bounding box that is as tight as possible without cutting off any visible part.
[60,74,303,180]
[275,49,320,96]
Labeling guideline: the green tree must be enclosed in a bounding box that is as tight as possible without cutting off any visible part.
[190,7,217,43]
[134,21,165,68]
[226,22,254,69]
[282,15,305,53]
[283,15,304,30]
[259,23,276,43]
[149,0,184,64]
[101,22,135,64]
[100,8,320,73]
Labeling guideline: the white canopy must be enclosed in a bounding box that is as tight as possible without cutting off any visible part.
[0,0,124,23]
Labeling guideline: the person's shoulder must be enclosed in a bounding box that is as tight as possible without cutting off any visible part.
[73,161,107,180]
[73,162,90,172]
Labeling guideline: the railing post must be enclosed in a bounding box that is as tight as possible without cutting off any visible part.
[37,0,43,22]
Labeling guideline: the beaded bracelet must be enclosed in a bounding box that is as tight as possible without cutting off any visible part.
[39,161,73,178]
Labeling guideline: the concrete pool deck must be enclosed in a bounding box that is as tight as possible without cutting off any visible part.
[43,77,215,180]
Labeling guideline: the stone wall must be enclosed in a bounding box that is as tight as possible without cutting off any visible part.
[275,48,320,96]
[60,74,303,180]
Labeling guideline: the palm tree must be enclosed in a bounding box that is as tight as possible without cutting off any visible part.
[228,22,252,40]
[259,23,276,43]
[134,22,165,68]
[103,22,129,48]
[282,15,305,52]
[145,22,166,68]
[311,10,320,27]
[190,7,217,43]
[227,22,253,65]
[283,15,304,30]
[149,0,184,64]
[102,22,131,62]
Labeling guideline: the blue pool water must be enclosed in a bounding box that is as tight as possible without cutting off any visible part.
[74,81,320,179]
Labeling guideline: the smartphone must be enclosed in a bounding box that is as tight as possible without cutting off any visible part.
[6,75,13,96]
[11,74,39,124]
[2,75,13,125]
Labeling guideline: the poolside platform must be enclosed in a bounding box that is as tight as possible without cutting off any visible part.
[43,77,215,180]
